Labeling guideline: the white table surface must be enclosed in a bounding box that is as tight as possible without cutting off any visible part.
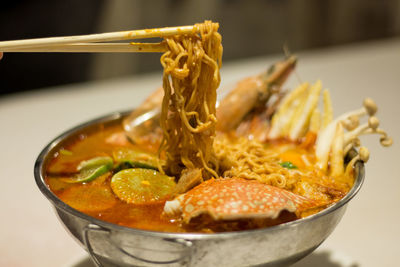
[1,38,399,267]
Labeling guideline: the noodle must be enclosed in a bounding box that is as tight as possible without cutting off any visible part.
[213,135,298,189]
[156,20,335,197]
[158,21,222,178]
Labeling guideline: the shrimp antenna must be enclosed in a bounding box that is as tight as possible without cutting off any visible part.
[283,42,291,58]
[282,43,302,85]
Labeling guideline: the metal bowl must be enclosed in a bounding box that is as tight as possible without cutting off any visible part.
[34,111,365,267]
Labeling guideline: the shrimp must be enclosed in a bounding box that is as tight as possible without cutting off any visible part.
[123,56,297,144]
[216,56,297,132]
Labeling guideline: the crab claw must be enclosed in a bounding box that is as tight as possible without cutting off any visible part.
[164,177,316,224]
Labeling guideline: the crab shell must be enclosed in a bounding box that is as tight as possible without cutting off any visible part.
[164,177,317,224]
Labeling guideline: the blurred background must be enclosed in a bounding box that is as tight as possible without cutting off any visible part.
[1,0,399,95]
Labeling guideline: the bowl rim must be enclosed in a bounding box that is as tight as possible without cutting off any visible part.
[34,110,365,240]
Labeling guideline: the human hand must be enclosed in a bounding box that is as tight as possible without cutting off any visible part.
[0,52,3,60]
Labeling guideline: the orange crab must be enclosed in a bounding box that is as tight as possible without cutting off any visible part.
[164,177,319,229]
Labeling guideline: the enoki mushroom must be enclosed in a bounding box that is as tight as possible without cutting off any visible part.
[268,81,393,177]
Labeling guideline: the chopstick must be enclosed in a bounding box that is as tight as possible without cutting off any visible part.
[0,24,209,53]
[2,42,168,53]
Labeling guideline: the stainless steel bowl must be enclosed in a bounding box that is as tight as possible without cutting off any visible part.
[34,111,365,267]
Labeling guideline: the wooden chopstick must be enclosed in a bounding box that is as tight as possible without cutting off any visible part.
[2,42,168,53]
[0,24,208,52]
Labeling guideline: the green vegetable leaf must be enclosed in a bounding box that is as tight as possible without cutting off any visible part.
[61,156,113,183]
[77,156,113,171]
[112,148,162,170]
[280,161,298,169]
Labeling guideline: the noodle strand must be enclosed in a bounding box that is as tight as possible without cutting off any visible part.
[159,21,222,179]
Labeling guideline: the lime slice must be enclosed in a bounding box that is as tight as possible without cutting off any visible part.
[61,156,113,183]
[112,148,164,170]
[77,156,113,171]
[111,168,176,204]
[62,164,112,183]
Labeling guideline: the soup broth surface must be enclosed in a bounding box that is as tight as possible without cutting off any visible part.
[45,121,353,233]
